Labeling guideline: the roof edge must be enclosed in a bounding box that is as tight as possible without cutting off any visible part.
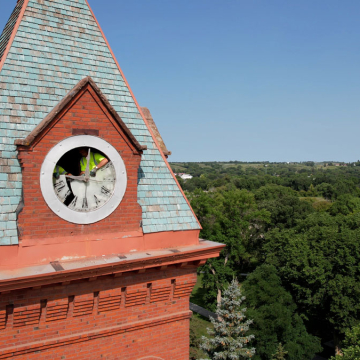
[14,76,147,152]
[0,0,30,74]
[0,240,225,292]
[141,107,171,157]
[84,0,202,229]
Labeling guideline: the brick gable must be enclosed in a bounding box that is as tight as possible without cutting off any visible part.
[16,82,143,239]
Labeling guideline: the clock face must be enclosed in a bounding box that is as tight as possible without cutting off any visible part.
[68,161,116,212]
[41,136,127,224]
[53,160,116,212]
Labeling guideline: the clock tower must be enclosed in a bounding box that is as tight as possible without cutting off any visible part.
[0,1,223,359]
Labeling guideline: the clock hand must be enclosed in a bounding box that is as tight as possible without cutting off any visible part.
[84,180,88,209]
[65,174,86,181]
[84,148,91,182]
[87,178,115,183]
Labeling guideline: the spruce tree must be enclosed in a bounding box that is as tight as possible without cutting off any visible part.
[271,343,288,360]
[200,279,255,360]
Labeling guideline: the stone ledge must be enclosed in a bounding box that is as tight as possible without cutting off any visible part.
[0,240,225,293]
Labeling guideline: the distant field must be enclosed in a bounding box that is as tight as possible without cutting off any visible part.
[222,163,261,169]
[171,164,187,172]
[198,163,213,169]
[170,161,347,172]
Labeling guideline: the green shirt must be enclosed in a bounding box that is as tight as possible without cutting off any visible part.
[80,152,105,172]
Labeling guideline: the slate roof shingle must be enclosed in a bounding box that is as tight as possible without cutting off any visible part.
[0,0,200,245]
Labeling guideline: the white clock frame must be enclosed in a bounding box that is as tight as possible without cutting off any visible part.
[40,135,127,224]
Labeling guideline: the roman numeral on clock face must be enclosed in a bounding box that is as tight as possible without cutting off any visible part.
[54,181,66,193]
[69,196,78,209]
[94,195,100,206]
[82,197,88,209]
[101,186,111,196]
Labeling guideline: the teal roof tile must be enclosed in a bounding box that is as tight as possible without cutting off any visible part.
[0,0,200,245]
[0,237,11,245]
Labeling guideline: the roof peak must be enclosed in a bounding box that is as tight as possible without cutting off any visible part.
[15,76,147,153]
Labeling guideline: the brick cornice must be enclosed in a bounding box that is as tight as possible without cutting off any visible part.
[0,242,224,293]
[0,310,192,359]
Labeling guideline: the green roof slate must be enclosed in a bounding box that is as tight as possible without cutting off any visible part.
[0,0,200,245]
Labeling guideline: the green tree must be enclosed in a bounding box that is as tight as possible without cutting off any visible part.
[254,185,298,201]
[243,265,322,360]
[330,325,360,360]
[312,199,332,212]
[333,180,358,199]
[307,183,318,197]
[200,279,255,360]
[315,182,335,200]
[190,189,270,309]
[264,212,360,352]
[175,175,184,189]
[271,343,288,360]
[254,185,313,230]
[329,194,360,216]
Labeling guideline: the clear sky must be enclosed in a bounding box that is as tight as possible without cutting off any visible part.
[1,1,360,162]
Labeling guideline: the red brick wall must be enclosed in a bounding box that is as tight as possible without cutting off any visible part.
[17,85,142,239]
[19,321,189,360]
[0,266,197,359]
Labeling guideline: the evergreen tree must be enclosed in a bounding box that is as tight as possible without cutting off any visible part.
[271,343,288,360]
[200,279,255,360]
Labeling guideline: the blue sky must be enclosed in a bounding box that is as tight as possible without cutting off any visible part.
[1,1,360,162]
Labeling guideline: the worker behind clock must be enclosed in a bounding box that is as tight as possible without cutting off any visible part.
[53,165,69,179]
[79,147,109,177]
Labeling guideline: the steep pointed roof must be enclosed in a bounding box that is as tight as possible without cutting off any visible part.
[0,0,200,245]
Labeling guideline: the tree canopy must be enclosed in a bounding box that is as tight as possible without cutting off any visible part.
[264,212,360,342]
[190,189,269,308]
[242,264,322,360]
[330,325,360,360]
[172,161,360,358]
